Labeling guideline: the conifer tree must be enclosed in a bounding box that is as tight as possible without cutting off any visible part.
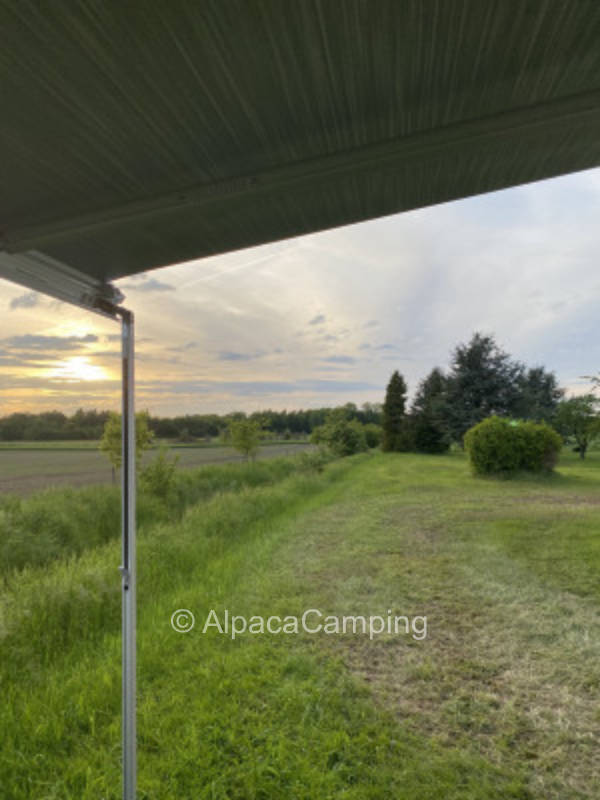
[382,371,409,451]
[411,367,450,453]
[444,332,523,442]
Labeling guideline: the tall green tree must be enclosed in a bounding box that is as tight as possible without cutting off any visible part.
[514,366,564,423]
[228,419,261,461]
[382,371,410,452]
[444,332,524,443]
[411,367,450,453]
[554,395,600,459]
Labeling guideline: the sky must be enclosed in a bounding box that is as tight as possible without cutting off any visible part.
[1,167,599,417]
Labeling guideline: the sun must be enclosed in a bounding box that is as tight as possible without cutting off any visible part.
[49,357,108,382]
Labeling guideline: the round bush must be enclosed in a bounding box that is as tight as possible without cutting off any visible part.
[464,416,562,475]
[311,419,368,457]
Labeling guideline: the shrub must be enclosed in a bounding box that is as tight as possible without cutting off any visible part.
[311,419,368,457]
[464,416,562,476]
[297,448,332,473]
[363,423,383,449]
[139,446,179,501]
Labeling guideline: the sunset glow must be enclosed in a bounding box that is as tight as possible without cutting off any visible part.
[48,357,109,383]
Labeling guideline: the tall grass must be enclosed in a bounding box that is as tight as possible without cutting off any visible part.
[0,456,344,682]
[0,453,326,575]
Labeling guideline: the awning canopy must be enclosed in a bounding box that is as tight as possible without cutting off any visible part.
[1,1,599,296]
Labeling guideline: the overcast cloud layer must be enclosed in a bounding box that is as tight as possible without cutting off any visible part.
[1,168,599,415]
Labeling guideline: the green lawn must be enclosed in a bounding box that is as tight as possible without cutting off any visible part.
[1,450,599,798]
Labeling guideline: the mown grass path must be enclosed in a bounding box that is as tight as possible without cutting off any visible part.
[277,452,600,799]
[1,451,599,798]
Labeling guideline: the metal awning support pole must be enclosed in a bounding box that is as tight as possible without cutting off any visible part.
[118,308,136,800]
[0,252,135,796]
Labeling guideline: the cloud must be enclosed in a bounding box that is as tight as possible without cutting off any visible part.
[9,292,40,310]
[321,355,356,365]
[0,374,119,390]
[0,355,37,367]
[357,342,399,353]
[4,334,98,351]
[135,378,380,396]
[121,278,175,292]
[299,379,379,392]
[309,314,326,326]
[92,349,174,364]
[217,350,265,362]
[0,351,56,366]
[90,350,121,359]
[167,341,199,353]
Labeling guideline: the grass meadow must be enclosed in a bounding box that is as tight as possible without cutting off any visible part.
[1,448,599,798]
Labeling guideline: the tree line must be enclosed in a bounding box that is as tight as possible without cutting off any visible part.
[0,404,382,442]
[382,332,599,458]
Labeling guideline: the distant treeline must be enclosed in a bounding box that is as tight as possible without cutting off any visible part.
[0,403,383,442]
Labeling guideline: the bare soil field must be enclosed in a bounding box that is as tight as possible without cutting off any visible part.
[0,442,312,494]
